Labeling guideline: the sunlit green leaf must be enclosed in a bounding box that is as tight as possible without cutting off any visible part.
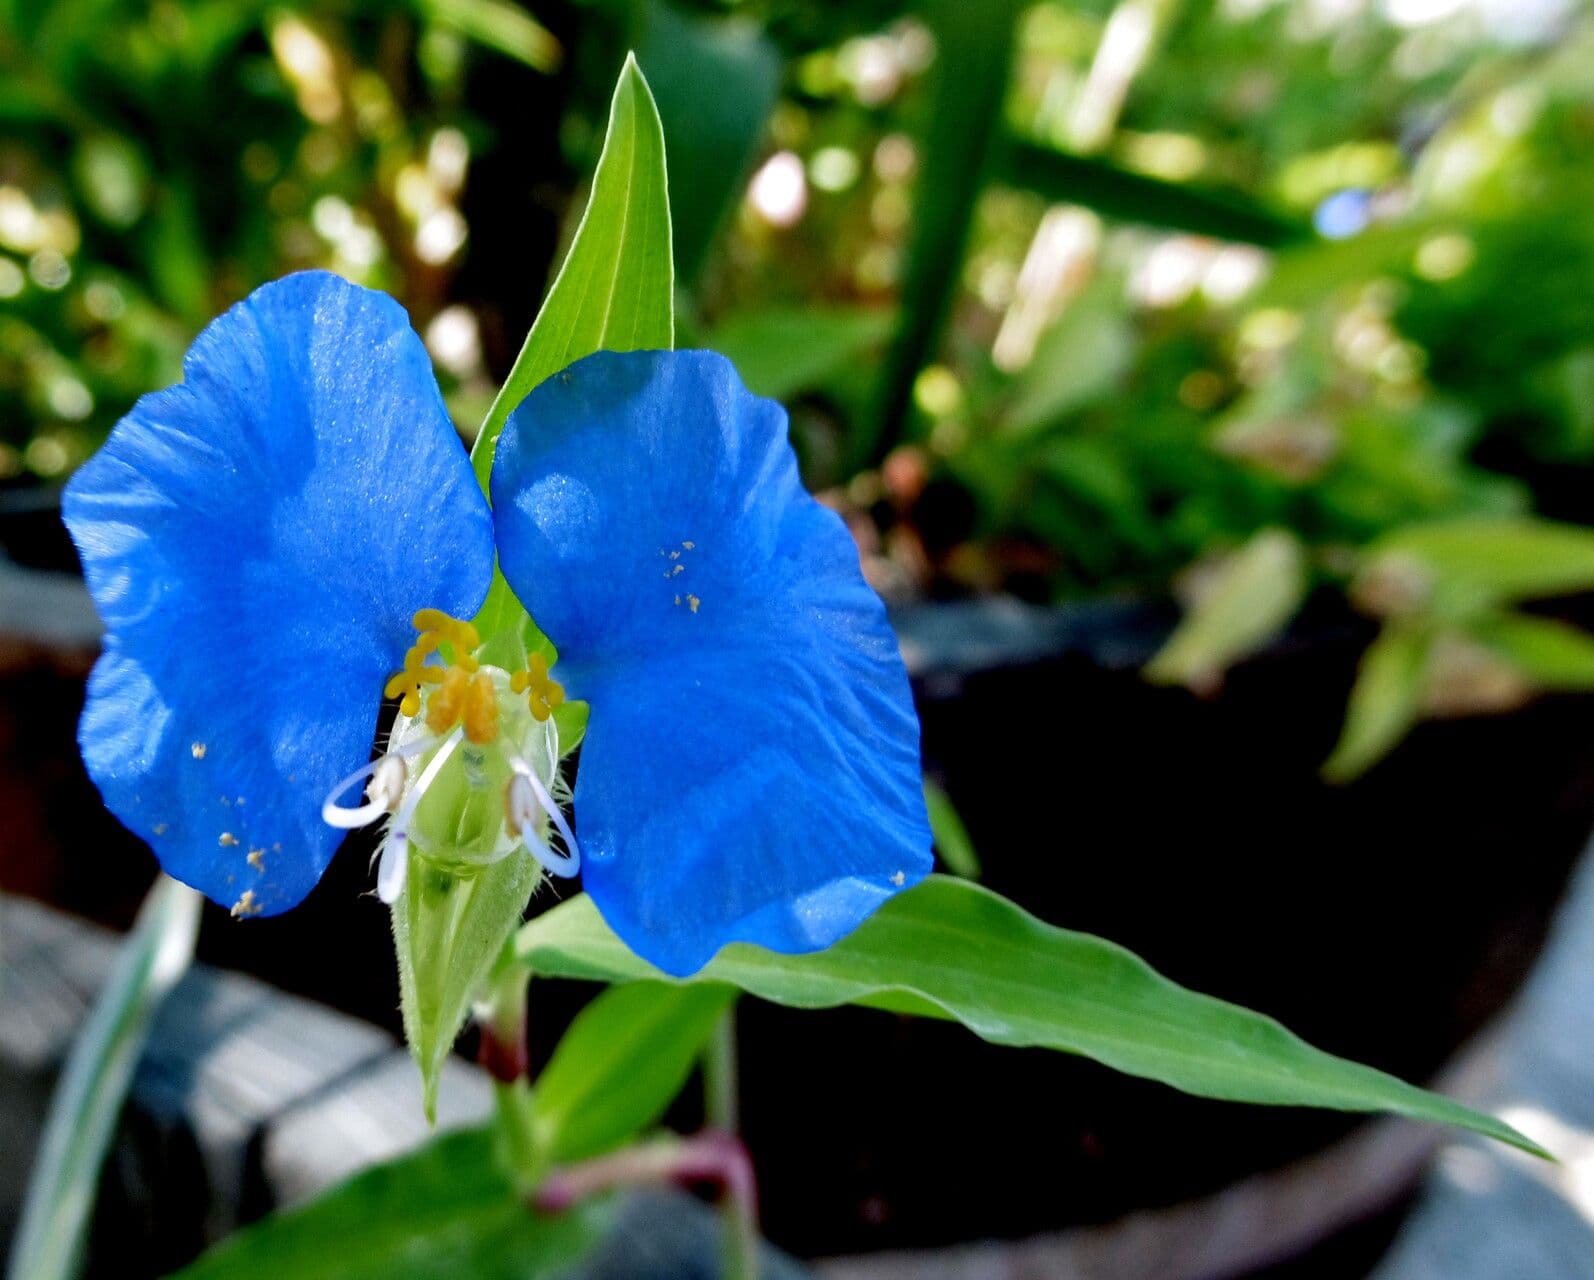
[470,52,673,490]
[416,0,562,73]
[469,53,674,668]
[9,877,201,1280]
[515,877,1542,1157]
[167,1129,608,1280]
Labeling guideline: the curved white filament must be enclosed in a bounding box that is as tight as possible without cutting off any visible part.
[507,756,581,877]
[320,735,436,830]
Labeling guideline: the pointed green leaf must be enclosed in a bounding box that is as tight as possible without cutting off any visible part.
[167,1129,609,1280]
[469,53,674,668]
[1322,621,1432,782]
[9,877,201,1280]
[470,52,673,491]
[530,981,735,1168]
[514,877,1543,1158]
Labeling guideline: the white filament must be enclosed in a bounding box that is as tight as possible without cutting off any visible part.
[321,735,436,830]
[507,755,581,877]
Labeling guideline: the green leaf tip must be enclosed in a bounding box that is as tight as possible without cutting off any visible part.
[470,50,673,490]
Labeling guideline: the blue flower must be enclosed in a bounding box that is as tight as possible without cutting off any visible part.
[65,271,930,975]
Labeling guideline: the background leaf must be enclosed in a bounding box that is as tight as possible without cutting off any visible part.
[707,305,895,403]
[167,1129,608,1280]
[1146,528,1309,690]
[631,1,778,287]
[923,778,981,879]
[515,876,1542,1157]
[1362,517,1594,611]
[1323,621,1432,781]
[8,877,202,1280]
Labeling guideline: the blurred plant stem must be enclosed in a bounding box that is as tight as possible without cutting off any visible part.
[704,1005,757,1280]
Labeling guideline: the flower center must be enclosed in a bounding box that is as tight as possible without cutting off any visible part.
[322,608,580,903]
[384,609,566,742]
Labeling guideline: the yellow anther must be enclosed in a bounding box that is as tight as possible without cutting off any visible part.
[463,672,499,744]
[511,652,565,723]
[425,664,470,735]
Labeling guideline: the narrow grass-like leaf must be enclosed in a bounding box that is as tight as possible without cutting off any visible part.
[530,981,735,1167]
[997,140,1310,248]
[514,876,1543,1157]
[8,876,201,1280]
[1471,613,1594,691]
[167,1129,608,1280]
[415,0,562,73]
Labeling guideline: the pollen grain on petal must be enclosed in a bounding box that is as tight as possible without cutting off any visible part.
[219,831,240,847]
[230,889,262,918]
[191,742,207,759]
[247,848,266,870]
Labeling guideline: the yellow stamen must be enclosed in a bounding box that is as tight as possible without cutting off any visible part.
[510,651,565,723]
[387,609,483,719]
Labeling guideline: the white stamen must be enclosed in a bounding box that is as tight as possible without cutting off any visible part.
[321,740,431,830]
[377,727,464,903]
[507,755,581,877]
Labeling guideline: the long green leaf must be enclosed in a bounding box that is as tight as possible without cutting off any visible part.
[530,981,735,1166]
[996,139,1310,248]
[1471,613,1594,691]
[415,0,562,73]
[514,877,1542,1157]
[167,1129,608,1280]
[867,0,1022,467]
[470,52,673,491]
[8,876,202,1280]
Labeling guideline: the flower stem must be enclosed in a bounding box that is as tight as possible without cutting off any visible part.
[703,1005,758,1280]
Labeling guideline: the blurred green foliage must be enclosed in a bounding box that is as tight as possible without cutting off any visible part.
[4,0,1592,774]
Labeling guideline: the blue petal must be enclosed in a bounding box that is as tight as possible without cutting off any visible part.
[491,350,931,976]
[64,271,494,916]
